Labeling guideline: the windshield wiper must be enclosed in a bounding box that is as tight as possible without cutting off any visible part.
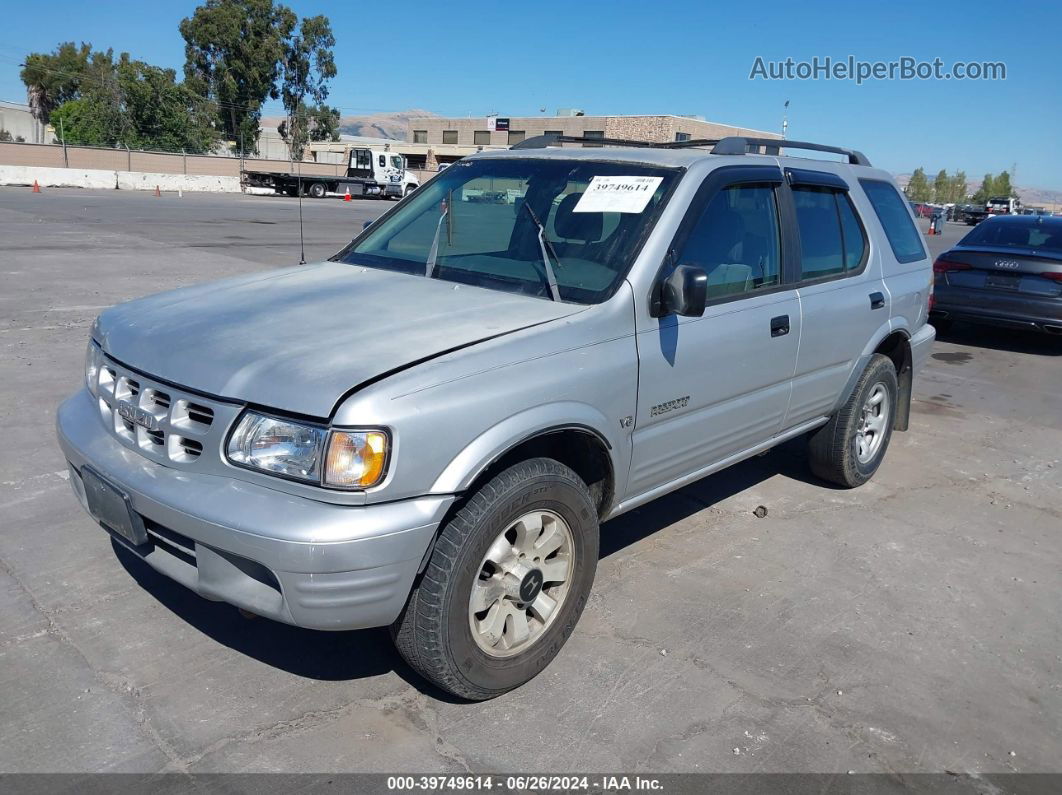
[521,201,563,302]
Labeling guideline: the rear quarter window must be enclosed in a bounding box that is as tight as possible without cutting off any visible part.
[859,179,927,264]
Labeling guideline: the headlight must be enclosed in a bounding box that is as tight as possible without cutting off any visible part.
[226,412,389,489]
[227,413,326,481]
[85,341,104,395]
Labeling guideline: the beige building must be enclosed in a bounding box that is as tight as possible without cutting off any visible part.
[0,101,47,144]
[407,112,781,152]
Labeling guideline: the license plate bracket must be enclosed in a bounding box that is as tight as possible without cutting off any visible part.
[986,272,1020,290]
[81,467,148,546]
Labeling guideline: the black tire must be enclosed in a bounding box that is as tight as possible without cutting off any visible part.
[308,182,327,199]
[808,353,898,488]
[391,458,599,700]
[404,184,416,197]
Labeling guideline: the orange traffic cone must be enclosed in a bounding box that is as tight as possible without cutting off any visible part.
[32,179,40,193]
[927,217,937,236]
[343,187,351,202]
[154,185,161,197]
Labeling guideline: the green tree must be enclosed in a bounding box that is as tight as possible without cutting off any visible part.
[307,103,340,142]
[50,97,121,146]
[180,0,296,152]
[949,171,968,204]
[119,58,219,151]
[906,167,931,202]
[278,102,340,157]
[933,169,950,204]
[279,15,337,160]
[20,42,114,128]
[972,173,996,204]
[49,55,219,152]
[993,170,1014,198]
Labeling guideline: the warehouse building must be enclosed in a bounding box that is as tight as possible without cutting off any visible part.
[406,110,780,155]
[0,101,46,143]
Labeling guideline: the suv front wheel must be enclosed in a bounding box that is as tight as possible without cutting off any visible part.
[808,353,898,488]
[392,458,599,700]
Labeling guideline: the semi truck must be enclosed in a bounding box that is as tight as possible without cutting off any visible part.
[242,147,420,200]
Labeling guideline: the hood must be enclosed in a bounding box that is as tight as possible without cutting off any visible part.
[94,262,583,418]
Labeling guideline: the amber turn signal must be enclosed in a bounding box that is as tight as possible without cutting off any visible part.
[324,430,388,488]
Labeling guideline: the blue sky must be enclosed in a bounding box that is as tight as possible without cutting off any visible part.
[1,1,1059,188]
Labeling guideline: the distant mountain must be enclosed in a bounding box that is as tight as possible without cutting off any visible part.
[339,109,437,140]
[260,109,437,141]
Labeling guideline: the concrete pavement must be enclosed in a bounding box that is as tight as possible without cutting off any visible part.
[1,189,1058,774]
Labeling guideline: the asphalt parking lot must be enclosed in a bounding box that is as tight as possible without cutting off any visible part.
[1,187,1059,775]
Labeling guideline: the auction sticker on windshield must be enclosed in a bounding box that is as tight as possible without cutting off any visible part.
[574,176,663,213]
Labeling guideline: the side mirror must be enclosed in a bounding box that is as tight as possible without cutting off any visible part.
[660,264,708,317]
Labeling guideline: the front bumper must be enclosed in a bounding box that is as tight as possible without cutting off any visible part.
[932,285,1062,334]
[57,389,453,630]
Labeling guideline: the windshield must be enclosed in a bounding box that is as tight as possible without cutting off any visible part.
[340,157,679,303]
[960,220,1062,253]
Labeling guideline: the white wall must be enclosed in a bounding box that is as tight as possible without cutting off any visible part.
[0,165,116,189]
[116,172,240,192]
[0,165,241,193]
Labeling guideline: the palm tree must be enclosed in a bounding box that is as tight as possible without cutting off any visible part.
[19,43,98,142]
[20,58,59,141]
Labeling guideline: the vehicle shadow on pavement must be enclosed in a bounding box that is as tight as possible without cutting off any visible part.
[110,437,826,699]
[112,540,398,682]
[600,437,824,559]
[935,323,1062,356]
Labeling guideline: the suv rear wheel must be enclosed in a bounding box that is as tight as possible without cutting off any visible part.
[808,353,898,488]
[391,458,598,700]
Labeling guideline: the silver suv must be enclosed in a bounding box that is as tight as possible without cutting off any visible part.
[57,136,935,700]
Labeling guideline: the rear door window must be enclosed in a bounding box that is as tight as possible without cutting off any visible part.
[860,179,927,263]
[793,187,845,279]
[792,186,867,280]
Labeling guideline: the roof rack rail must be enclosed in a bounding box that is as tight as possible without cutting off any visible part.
[513,134,723,150]
[509,134,872,166]
[710,137,871,166]
[664,138,722,149]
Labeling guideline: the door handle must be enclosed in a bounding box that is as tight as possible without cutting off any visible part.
[770,315,790,337]
[870,292,886,310]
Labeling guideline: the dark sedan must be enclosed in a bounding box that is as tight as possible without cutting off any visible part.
[930,215,1062,336]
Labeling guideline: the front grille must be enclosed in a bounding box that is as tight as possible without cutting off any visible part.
[93,354,238,470]
[186,402,213,426]
[178,438,203,458]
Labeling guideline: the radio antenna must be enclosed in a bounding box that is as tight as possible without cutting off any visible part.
[297,156,306,265]
[290,37,306,265]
